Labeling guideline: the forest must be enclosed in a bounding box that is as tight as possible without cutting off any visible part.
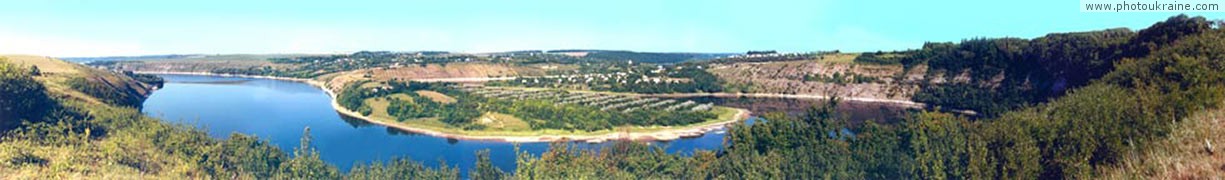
[907,15,1216,117]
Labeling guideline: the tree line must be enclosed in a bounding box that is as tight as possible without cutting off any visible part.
[905,15,1216,117]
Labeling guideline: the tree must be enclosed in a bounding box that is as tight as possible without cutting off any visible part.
[471,150,506,180]
[29,65,40,76]
[277,127,340,179]
[0,60,54,131]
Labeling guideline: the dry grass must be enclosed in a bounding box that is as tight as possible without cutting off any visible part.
[476,112,530,131]
[0,139,195,179]
[2,55,153,105]
[820,53,859,64]
[387,93,413,101]
[363,97,396,121]
[415,90,456,104]
[0,56,206,178]
[358,81,384,89]
[2,55,84,74]
[1100,105,1225,179]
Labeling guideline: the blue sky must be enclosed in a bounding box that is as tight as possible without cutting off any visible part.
[0,0,1219,57]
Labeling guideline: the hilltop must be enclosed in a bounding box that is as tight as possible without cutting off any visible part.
[1,55,158,108]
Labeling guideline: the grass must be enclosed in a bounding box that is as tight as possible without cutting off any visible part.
[415,90,456,104]
[0,136,191,179]
[358,81,384,89]
[475,112,530,131]
[363,93,441,121]
[1099,104,1225,178]
[1,55,147,105]
[820,53,859,64]
[0,56,205,178]
[363,97,396,121]
[387,93,413,101]
[2,55,83,74]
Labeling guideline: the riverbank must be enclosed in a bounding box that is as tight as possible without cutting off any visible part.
[138,71,751,143]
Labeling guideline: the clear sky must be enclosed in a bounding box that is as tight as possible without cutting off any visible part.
[0,0,1220,57]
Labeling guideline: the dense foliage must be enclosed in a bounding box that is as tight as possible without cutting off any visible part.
[122,71,164,88]
[336,81,376,115]
[853,50,912,65]
[0,99,454,178]
[0,60,55,131]
[385,94,443,120]
[382,81,482,127]
[908,15,1215,117]
[65,76,148,107]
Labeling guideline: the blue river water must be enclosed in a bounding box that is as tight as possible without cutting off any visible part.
[141,74,732,175]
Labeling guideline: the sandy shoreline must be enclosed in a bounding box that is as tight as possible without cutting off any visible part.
[138,71,751,143]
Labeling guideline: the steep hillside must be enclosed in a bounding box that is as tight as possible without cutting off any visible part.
[0,57,378,179]
[906,15,1215,117]
[705,53,918,100]
[1102,103,1225,178]
[1,55,157,107]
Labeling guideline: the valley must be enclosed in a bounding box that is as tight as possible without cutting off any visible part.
[2,10,1224,179]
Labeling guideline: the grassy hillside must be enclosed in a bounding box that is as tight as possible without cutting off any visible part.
[2,55,156,107]
[1102,103,1225,178]
[903,15,1216,117]
[1,56,202,178]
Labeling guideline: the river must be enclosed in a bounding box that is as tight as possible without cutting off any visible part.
[141,74,733,175]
